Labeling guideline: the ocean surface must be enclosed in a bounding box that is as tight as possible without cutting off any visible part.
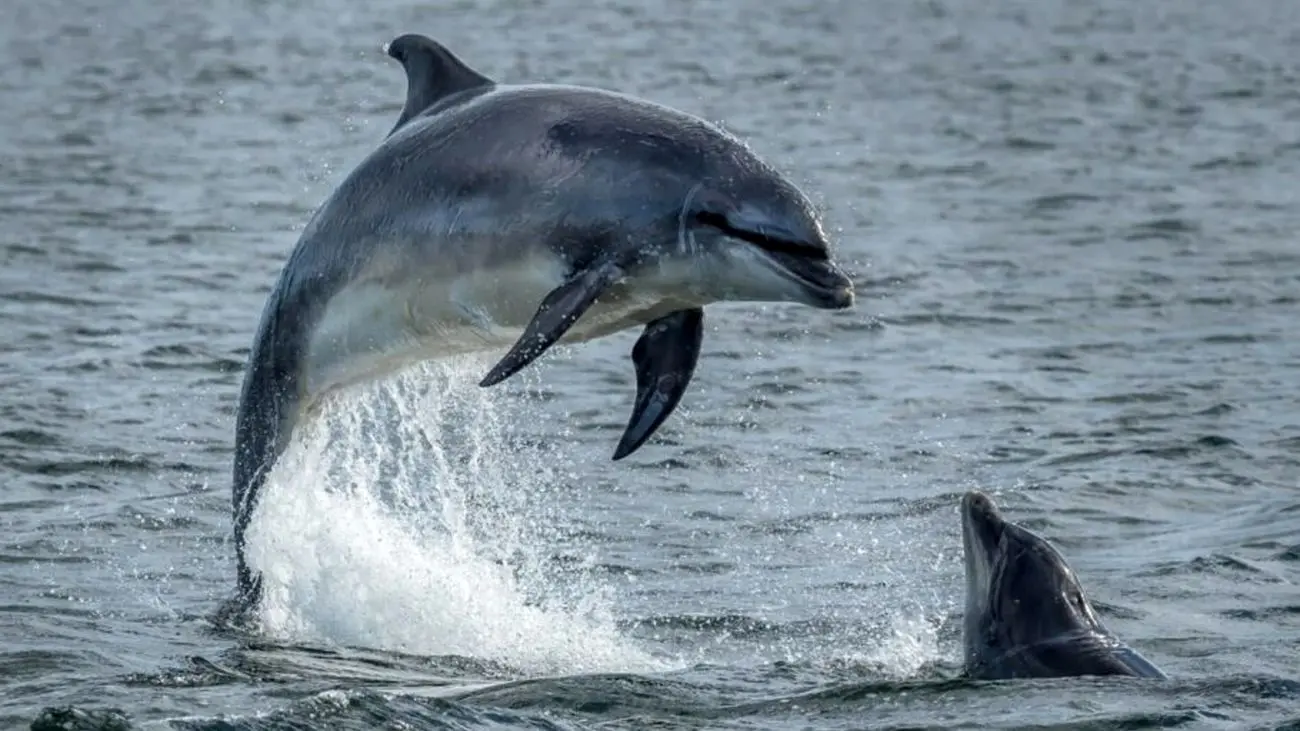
[2,0,1299,728]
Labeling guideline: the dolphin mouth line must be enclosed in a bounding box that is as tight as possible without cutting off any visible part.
[694,210,830,263]
[691,210,853,307]
[758,247,855,308]
[766,249,854,304]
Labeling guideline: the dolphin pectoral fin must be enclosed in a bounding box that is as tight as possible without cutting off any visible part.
[479,259,627,387]
[612,307,705,460]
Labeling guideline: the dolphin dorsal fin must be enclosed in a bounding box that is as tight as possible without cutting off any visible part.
[384,34,494,136]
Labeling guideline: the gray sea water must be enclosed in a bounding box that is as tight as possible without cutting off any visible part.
[3,0,1299,728]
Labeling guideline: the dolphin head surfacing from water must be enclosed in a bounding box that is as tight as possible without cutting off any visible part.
[226,33,855,610]
[960,490,1167,680]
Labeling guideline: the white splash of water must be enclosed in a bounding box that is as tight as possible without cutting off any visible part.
[853,528,959,678]
[242,357,672,676]
[861,611,948,677]
[822,513,960,678]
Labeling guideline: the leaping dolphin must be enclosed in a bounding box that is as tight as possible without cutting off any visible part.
[228,33,855,610]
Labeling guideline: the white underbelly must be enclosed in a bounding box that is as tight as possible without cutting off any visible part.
[300,253,679,404]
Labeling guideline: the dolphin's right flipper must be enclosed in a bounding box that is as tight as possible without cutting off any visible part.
[612,308,704,460]
[479,258,627,387]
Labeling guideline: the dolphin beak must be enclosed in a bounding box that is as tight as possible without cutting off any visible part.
[695,206,855,311]
[961,491,1005,556]
[767,249,855,310]
[961,491,1004,600]
[689,195,856,310]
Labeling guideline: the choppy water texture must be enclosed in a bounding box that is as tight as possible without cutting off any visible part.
[2,0,1299,728]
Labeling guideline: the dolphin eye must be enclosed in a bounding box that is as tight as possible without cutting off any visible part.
[694,210,829,261]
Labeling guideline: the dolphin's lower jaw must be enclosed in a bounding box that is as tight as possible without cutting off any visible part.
[792,269,855,310]
[960,495,995,662]
[694,235,854,313]
[771,271,854,310]
[749,245,855,310]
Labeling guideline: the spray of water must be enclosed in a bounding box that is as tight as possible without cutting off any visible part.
[241,356,673,676]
